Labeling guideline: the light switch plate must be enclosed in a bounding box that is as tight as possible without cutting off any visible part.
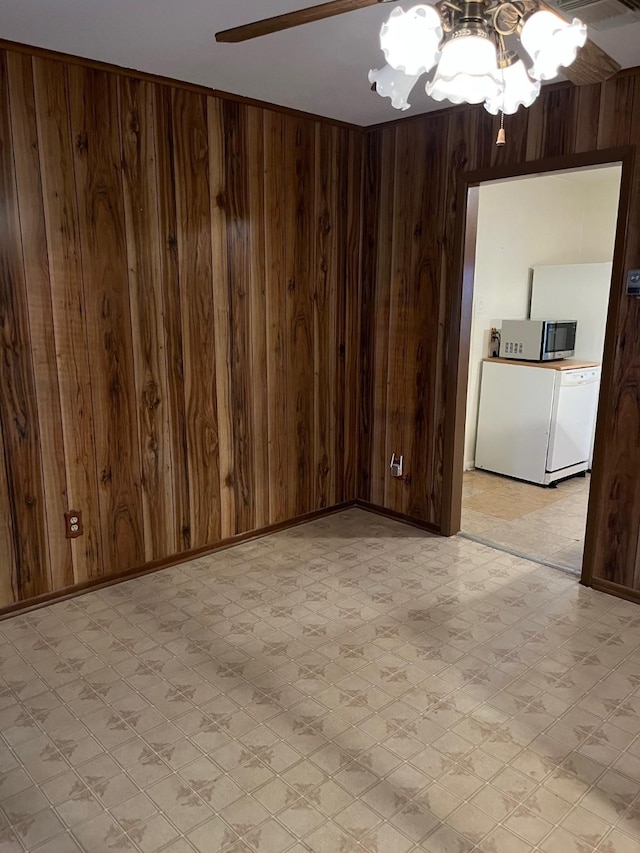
[627,269,640,297]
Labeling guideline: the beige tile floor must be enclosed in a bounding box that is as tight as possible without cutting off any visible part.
[461,470,590,573]
[1,507,640,852]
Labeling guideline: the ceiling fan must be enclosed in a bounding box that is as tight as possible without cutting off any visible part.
[215,0,620,121]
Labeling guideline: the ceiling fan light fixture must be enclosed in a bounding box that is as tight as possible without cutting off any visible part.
[520,10,588,81]
[484,54,541,115]
[426,29,502,106]
[379,4,443,76]
[368,64,421,110]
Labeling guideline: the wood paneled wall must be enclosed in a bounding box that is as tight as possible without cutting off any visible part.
[360,72,640,596]
[0,48,362,608]
[3,38,640,609]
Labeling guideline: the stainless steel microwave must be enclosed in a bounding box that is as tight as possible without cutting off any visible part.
[499,319,577,361]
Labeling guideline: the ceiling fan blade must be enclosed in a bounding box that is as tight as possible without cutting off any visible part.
[538,1,620,85]
[562,38,621,85]
[216,0,396,43]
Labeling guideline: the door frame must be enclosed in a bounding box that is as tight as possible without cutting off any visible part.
[440,146,635,588]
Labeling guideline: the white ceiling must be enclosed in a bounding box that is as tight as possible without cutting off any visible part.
[1,1,639,126]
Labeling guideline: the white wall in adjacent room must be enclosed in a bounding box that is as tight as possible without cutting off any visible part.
[464,166,622,471]
[579,176,621,263]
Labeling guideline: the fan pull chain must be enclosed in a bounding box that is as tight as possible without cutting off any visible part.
[496,45,506,147]
[496,110,506,146]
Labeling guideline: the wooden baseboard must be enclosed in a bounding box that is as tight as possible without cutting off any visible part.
[0,501,357,620]
[354,500,441,535]
[589,577,640,606]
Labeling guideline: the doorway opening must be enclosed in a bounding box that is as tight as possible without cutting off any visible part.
[453,160,625,576]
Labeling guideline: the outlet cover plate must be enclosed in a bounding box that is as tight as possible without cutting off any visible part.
[64,510,84,539]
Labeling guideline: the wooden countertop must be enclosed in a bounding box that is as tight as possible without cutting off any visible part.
[483,358,600,371]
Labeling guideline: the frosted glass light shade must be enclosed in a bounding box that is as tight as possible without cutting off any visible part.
[380,5,442,76]
[521,10,587,81]
[426,33,502,105]
[369,64,421,111]
[485,59,541,115]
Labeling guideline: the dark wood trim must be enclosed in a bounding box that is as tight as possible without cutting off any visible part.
[462,147,633,186]
[441,147,635,585]
[0,500,357,619]
[581,145,637,587]
[440,185,478,537]
[590,577,640,606]
[0,39,362,133]
[355,500,441,535]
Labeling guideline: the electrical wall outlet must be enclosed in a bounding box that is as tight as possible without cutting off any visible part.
[64,510,83,539]
[390,454,404,478]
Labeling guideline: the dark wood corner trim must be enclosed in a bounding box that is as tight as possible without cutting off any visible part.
[0,38,363,132]
[0,501,358,620]
[354,500,441,535]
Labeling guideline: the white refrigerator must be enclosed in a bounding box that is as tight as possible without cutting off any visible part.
[475,361,601,486]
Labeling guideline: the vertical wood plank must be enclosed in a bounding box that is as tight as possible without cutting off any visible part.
[68,64,144,573]
[342,129,363,503]
[120,76,176,562]
[208,97,235,540]
[154,85,191,552]
[525,95,545,162]
[526,87,578,161]
[597,76,635,150]
[0,50,51,600]
[314,123,337,509]
[385,123,414,511]
[223,100,255,534]
[6,52,73,590]
[357,129,382,503]
[574,84,601,153]
[285,117,315,518]
[334,127,348,506]
[247,106,269,530]
[0,416,15,606]
[32,57,102,583]
[369,128,395,507]
[264,111,288,524]
[543,87,579,159]
[171,87,221,547]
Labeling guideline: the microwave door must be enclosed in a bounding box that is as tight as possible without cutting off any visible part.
[558,322,577,353]
[544,322,576,359]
